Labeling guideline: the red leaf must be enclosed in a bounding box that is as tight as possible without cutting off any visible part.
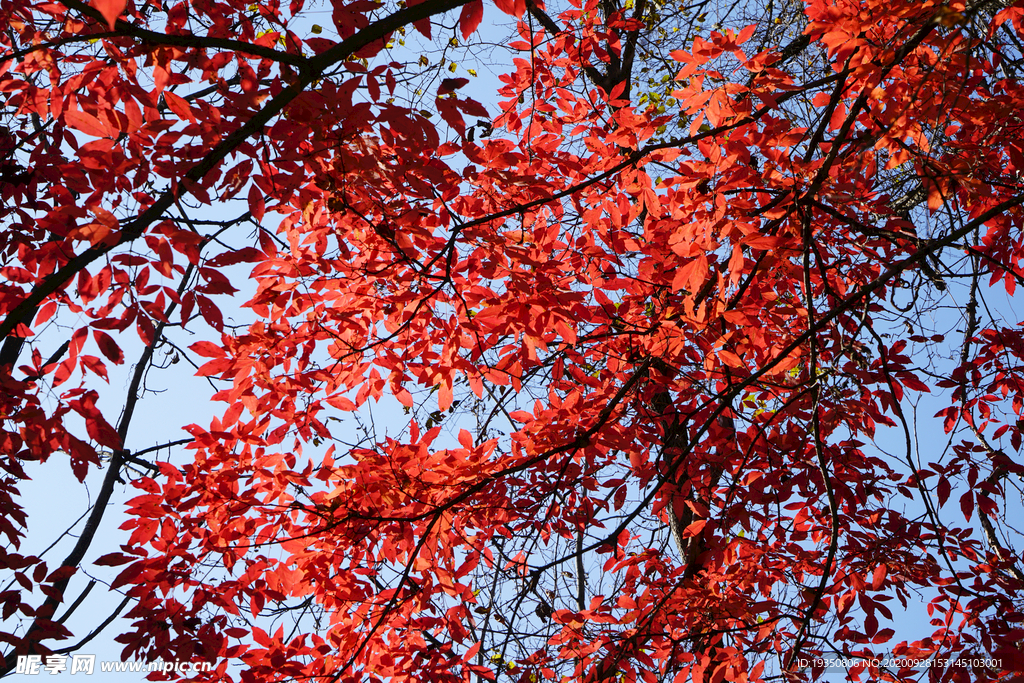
[683,519,707,537]
[463,641,482,662]
[35,301,58,325]
[93,330,124,364]
[94,553,135,566]
[872,628,895,644]
[81,354,109,381]
[77,221,114,246]
[459,0,483,39]
[196,294,224,330]
[326,395,356,411]
[191,341,225,358]
[937,475,950,506]
[960,491,974,522]
[163,91,195,122]
[439,78,470,94]
[110,562,143,590]
[71,392,121,448]
[65,109,113,138]
[14,572,31,591]
[46,566,77,584]
[53,358,75,386]
[128,518,158,547]
[91,0,126,28]
[492,0,525,17]
[871,564,887,590]
[205,247,263,268]
[248,185,266,223]
[136,313,155,345]
[197,357,232,377]
[413,17,432,39]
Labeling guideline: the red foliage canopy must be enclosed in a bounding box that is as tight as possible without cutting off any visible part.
[2,0,1024,680]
